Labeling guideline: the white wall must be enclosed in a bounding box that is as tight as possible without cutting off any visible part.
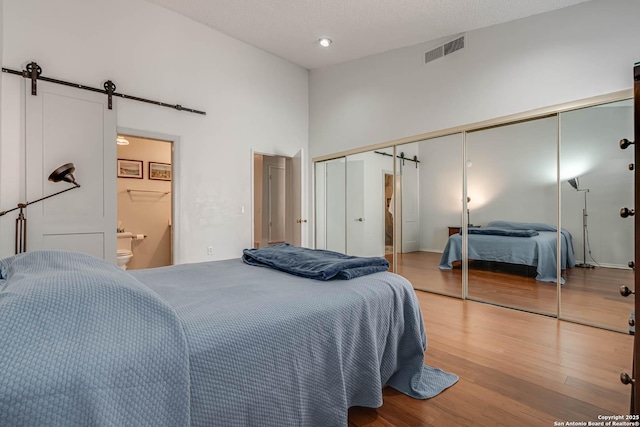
[0,0,308,262]
[309,0,640,159]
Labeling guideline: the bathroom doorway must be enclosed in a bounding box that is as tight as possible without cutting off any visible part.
[116,133,174,270]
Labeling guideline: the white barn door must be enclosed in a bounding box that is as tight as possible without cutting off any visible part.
[25,81,116,262]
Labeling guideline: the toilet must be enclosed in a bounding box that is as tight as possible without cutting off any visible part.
[116,232,133,270]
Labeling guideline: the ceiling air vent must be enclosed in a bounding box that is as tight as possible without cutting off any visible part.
[424,34,465,65]
[424,46,443,64]
[444,36,465,56]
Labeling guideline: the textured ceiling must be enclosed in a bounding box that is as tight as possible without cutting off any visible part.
[143,0,592,69]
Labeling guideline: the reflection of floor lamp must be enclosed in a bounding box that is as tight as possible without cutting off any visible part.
[568,177,595,268]
[0,163,80,254]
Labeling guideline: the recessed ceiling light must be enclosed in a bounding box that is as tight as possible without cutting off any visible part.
[116,136,129,146]
[318,38,332,48]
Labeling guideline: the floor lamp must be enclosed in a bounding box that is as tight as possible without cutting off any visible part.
[568,177,594,268]
[0,163,80,254]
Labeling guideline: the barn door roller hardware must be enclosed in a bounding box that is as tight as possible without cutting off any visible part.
[2,61,206,115]
[374,150,420,168]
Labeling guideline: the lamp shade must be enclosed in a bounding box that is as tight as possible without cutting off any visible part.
[568,177,579,190]
[48,163,78,185]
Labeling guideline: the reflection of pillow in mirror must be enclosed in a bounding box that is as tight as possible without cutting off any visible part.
[486,220,556,232]
[467,227,538,237]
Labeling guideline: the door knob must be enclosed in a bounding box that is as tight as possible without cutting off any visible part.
[620,285,635,297]
[629,261,635,270]
[620,207,635,218]
[629,163,635,171]
[620,138,635,149]
[621,372,635,385]
[356,218,365,222]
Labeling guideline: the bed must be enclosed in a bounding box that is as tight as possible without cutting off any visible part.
[439,220,576,283]
[0,249,457,426]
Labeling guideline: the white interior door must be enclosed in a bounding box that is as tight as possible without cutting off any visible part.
[26,81,116,262]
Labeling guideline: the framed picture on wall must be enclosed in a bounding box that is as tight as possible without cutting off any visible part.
[117,159,143,179]
[149,162,171,181]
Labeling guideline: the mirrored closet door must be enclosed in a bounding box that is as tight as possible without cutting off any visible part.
[395,134,464,298]
[313,92,634,334]
[559,99,634,332]
[345,148,395,271]
[465,117,559,315]
[315,157,346,253]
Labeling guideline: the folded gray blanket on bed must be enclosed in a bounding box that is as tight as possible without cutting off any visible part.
[242,243,390,280]
[466,226,539,237]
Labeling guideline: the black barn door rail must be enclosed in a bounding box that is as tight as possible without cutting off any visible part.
[2,61,206,115]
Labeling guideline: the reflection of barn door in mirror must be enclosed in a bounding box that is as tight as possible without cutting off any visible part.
[400,160,418,253]
[268,165,286,244]
[26,81,116,262]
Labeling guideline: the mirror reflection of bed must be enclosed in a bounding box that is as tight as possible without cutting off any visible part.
[391,98,633,333]
[315,96,633,334]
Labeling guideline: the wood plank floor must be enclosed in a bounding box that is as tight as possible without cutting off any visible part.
[393,251,634,333]
[348,292,634,426]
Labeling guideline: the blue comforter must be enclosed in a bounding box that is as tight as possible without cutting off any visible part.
[0,251,457,426]
[0,251,190,426]
[132,258,457,426]
[242,243,390,280]
[440,220,576,283]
